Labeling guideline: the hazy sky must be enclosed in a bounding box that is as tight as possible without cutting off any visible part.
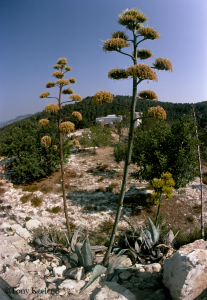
[1,0,206,123]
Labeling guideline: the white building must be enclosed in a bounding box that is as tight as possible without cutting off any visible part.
[96,113,142,128]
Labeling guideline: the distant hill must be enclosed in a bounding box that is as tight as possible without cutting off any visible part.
[0,113,41,128]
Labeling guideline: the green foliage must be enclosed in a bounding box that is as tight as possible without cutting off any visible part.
[81,123,113,152]
[22,185,38,192]
[113,142,127,164]
[31,196,43,207]
[20,193,32,204]
[0,120,71,183]
[131,115,198,189]
[25,216,31,221]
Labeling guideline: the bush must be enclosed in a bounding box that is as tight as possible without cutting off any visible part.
[40,185,53,193]
[22,185,38,192]
[20,194,31,204]
[25,216,31,221]
[31,196,42,207]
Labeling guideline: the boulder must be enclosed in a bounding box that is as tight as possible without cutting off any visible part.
[25,219,42,231]
[163,239,207,300]
[64,266,85,281]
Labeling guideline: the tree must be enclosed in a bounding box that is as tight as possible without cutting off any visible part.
[0,120,70,183]
[131,115,198,189]
[91,8,172,266]
[80,123,113,153]
[39,58,82,239]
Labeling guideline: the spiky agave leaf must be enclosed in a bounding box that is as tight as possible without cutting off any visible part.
[153,58,173,72]
[148,217,160,245]
[92,90,113,105]
[74,243,84,266]
[137,26,160,40]
[81,237,93,273]
[80,264,107,293]
[103,38,130,52]
[138,90,158,101]
[108,68,128,80]
[126,64,158,82]
[71,226,82,252]
[106,255,128,281]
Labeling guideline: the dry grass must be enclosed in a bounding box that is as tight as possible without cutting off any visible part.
[96,163,109,172]
[0,187,5,194]
[97,177,105,182]
[193,204,202,213]
[40,185,53,194]
[46,206,61,213]
[99,218,114,233]
[22,185,38,192]
[0,182,4,186]
[186,215,195,223]
[31,196,43,207]
[25,216,31,221]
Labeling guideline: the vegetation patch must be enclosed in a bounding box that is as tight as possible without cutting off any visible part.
[66,170,77,178]
[22,185,38,192]
[46,206,61,213]
[40,185,53,193]
[96,163,109,172]
[0,182,4,186]
[31,196,43,207]
[25,216,31,221]
[99,219,114,233]
[0,187,5,194]
[20,193,32,204]
[186,215,195,223]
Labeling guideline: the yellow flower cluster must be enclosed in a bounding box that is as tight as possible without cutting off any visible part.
[71,111,82,121]
[126,64,158,82]
[137,26,160,40]
[92,90,113,105]
[56,79,70,85]
[39,92,50,98]
[118,8,148,30]
[138,90,158,101]
[111,31,129,40]
[41,136,51,148]
[152,172,175,200]
[57,58,67,65]
[69,78,76,84]
[53,64,62,69]
[45,103,60,114]
[69,94,82,101]
[52,71,64,79]
[46,82,55,88]
[62,88,74,95]
[148,106,167,120]
[153,58,173,72]
[70,139,79,147]
[108,68,128,80]
[52,145,58,151]
[38,119,49,127]
[103,38,130,52]
[137,49,153,60]
[64,66,72,71]
[59,121,75,134]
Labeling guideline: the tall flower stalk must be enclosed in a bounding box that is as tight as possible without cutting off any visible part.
[93,8,173,266]
[39,58,82,239]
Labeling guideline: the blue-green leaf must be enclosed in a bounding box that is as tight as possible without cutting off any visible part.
[82,237,93,272]
[80,264,107,293]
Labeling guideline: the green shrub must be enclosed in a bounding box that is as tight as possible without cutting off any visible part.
[186,215,194,223]
[173,227,207,250]
[96,163,108,172]
[83,205,93,211]
[20,193,32,204]
[0,187,5,194]
[46,206,61,213]
[0,182,4,186]
[25,216,31,221]
[97,177,105,182]
[31,196,42,207]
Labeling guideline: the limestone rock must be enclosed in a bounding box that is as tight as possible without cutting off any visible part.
[95,282,136,300]
[59,279,85,294]
[10,224,31,240]
[53,265,66,277]
[163,245,207,300]
[25,219,42,231]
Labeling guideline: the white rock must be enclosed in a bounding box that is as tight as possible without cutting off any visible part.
[151,263,162,273]
[10,224,31,239]
[25,219,42,231]
[163,245,207,300]
[53,265,66,277]
[59,279,85,291]
[94,282,136,300]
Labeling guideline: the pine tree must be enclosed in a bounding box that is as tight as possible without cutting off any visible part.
[39,58,82,239]
[92,8,172,266]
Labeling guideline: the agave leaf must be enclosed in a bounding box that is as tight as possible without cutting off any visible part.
[106,255,128,277]
[71,227,82,252]
[81,237,93,272]
[80,264,107,293]
[148,217,160,245]
[90,245,107,252]
[117,248,137,264]
[75,243,83,267]
[135,241,139,253]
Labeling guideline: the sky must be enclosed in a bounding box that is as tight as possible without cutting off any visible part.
[0,0,207,123]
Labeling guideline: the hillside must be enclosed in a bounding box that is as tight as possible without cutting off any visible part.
[1,96,207,136]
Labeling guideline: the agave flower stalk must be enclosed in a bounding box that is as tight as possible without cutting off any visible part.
[98,8,172,267]
[39,58,82,240]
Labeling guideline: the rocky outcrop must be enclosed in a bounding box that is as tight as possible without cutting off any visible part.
[163,239,207,300]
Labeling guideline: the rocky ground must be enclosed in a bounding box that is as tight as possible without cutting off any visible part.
[0,129,207,299]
